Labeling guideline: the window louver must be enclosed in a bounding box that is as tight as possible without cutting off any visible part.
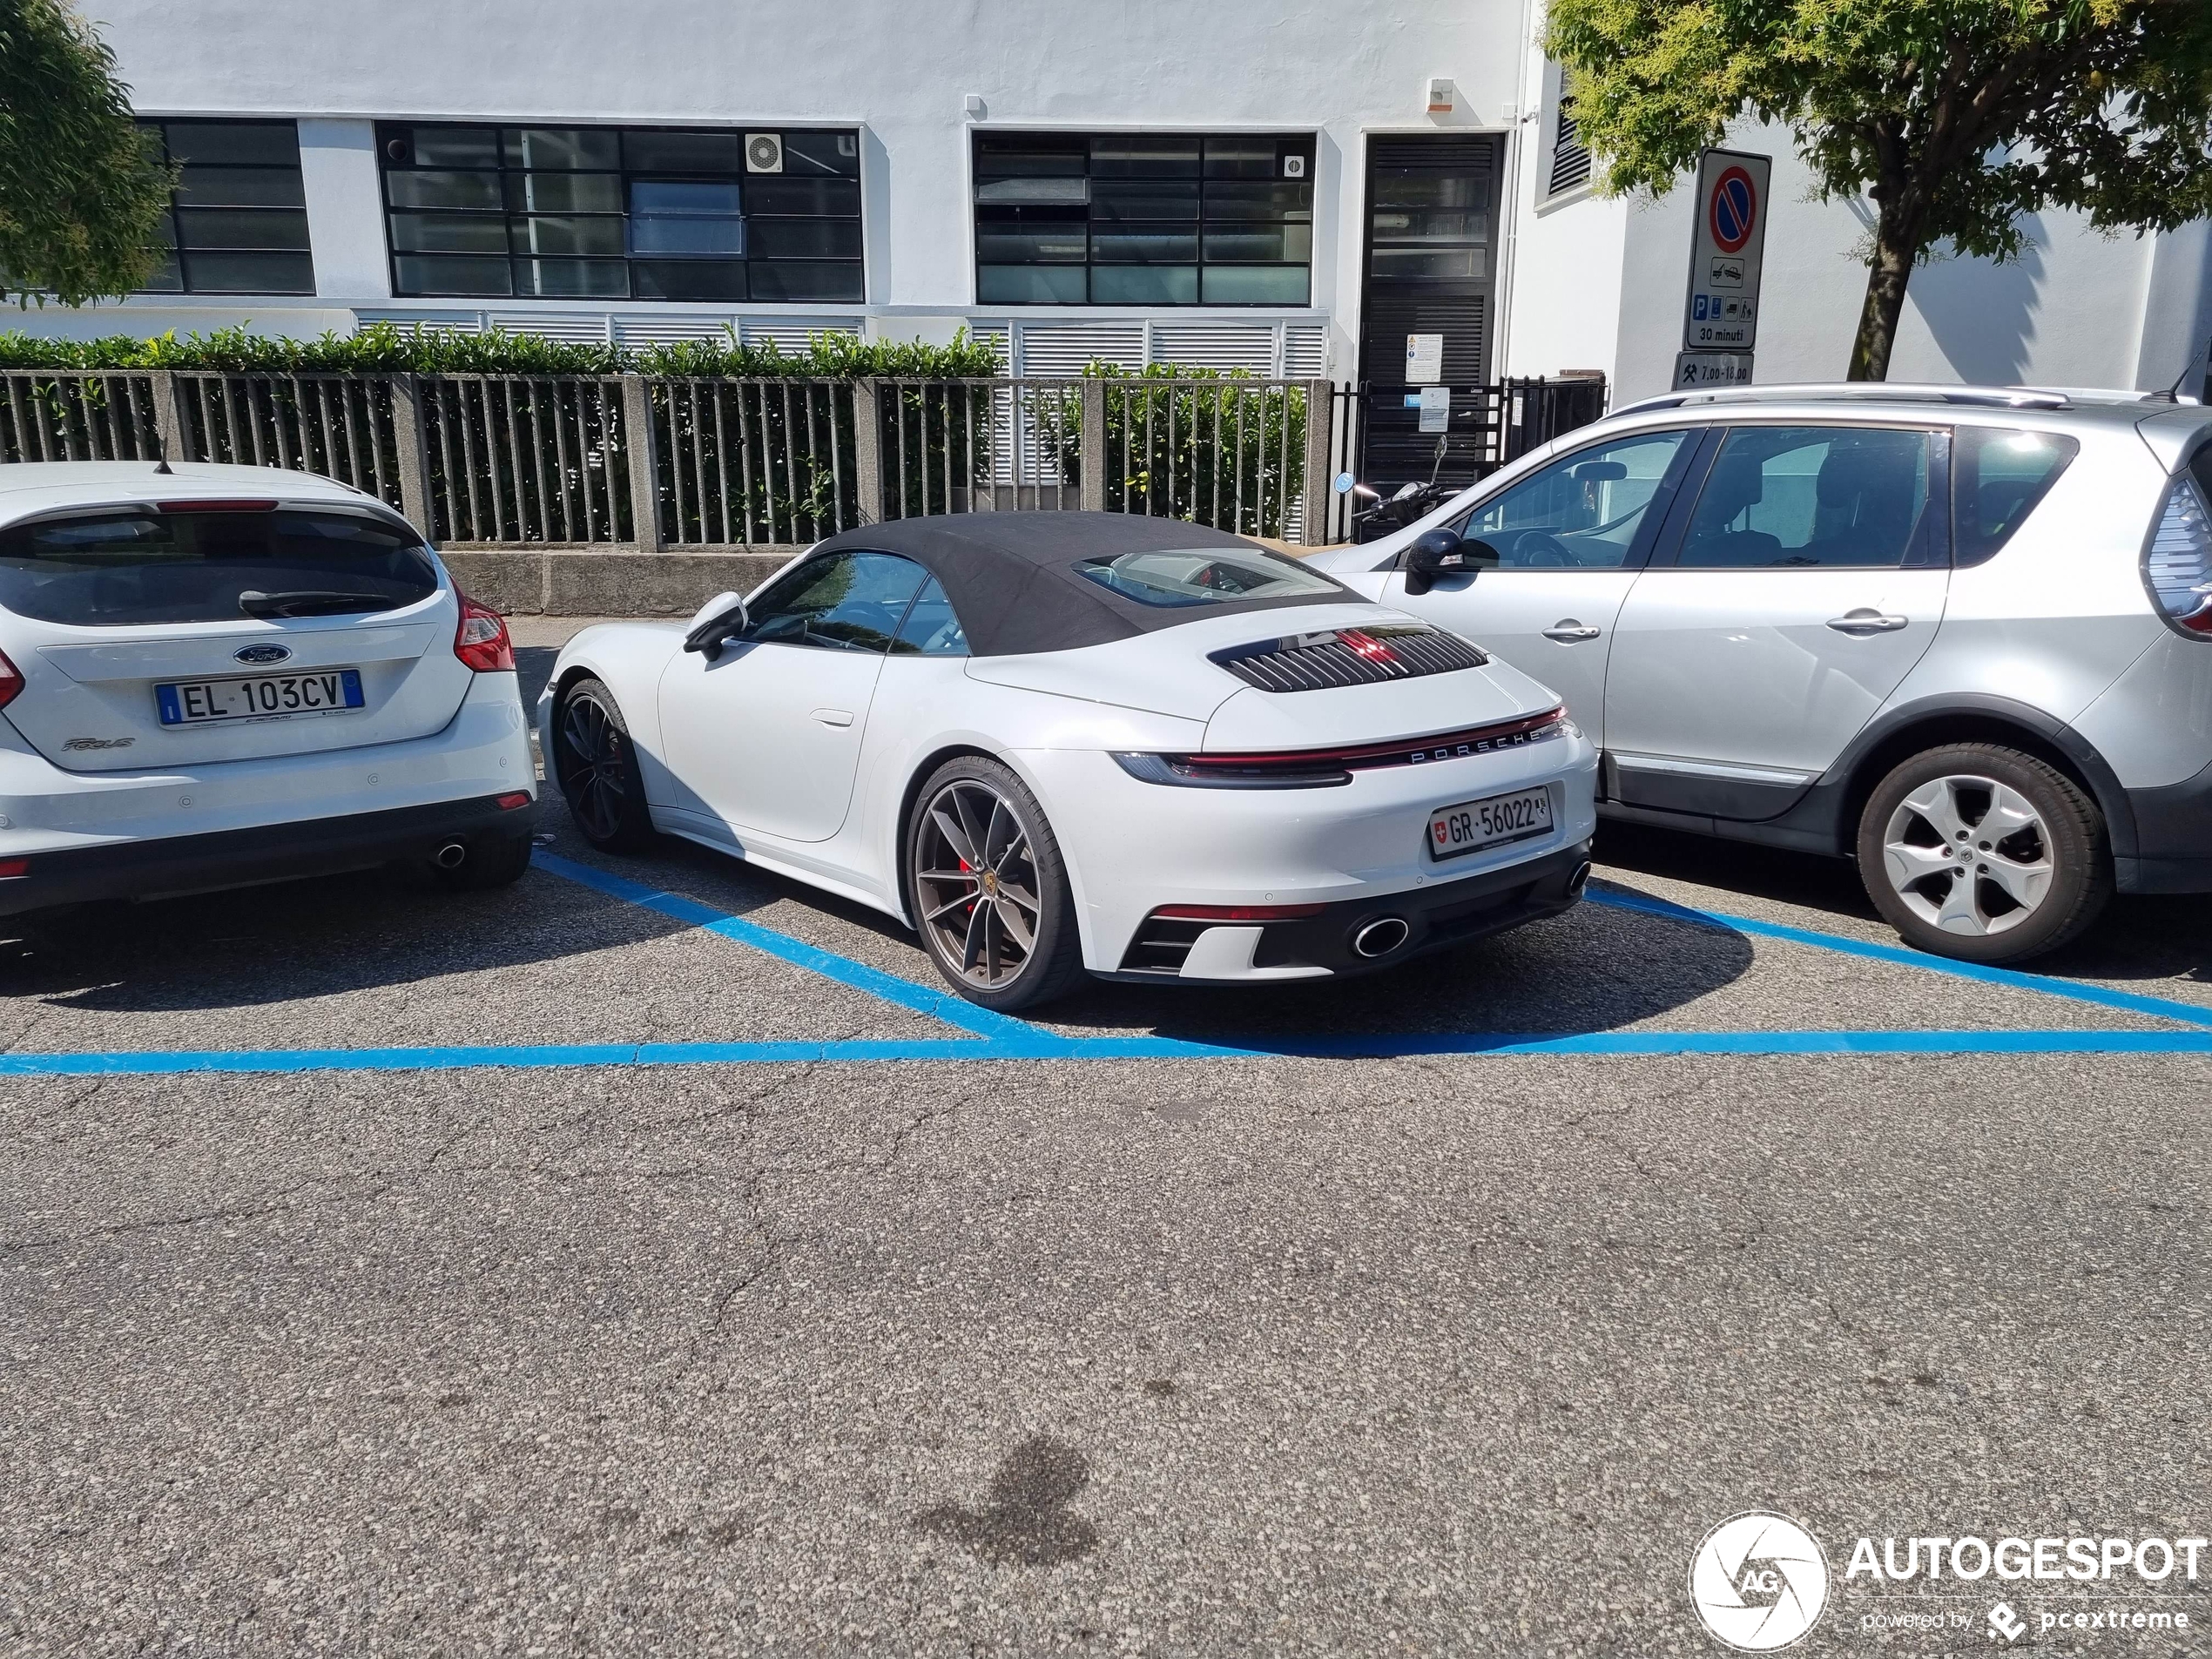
[1549,99,1593,196]
[1211,623,1488,692]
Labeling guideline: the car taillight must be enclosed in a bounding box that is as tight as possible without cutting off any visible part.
[0,648,20,711]
[2145,473,2212,637]
[454,591,515,671]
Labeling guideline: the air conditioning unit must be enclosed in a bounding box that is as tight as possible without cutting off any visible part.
[745,132,785,174]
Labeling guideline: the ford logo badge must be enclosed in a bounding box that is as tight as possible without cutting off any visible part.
[234,644,292,665]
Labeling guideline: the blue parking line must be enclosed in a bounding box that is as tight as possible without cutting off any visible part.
[5,851,2208,1079]
[532,851,1045,1043]
[1587,886,2212,1030]
[3,1029,2210,1076]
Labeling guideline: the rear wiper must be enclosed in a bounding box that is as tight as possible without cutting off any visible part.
[238,589,394,618]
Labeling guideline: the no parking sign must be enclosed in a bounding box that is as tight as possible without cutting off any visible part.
[1683,149,1770,354]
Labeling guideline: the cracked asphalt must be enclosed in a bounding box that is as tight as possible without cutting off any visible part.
[2,631,2209,1656]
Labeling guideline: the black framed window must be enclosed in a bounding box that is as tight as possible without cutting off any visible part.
[974,132,1313,307]
[135,120,314,295]
[375,124,863,302]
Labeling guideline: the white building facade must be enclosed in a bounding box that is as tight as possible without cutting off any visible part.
[35,0,2212,407]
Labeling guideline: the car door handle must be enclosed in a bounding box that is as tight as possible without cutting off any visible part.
[1825,610,1910,635]
[812,708,855,727]
[1541,620,1602,643]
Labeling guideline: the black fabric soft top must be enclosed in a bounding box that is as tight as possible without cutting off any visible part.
[803,512,1358,658]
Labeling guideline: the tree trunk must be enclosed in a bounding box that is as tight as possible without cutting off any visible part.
[1847,209,1919,381]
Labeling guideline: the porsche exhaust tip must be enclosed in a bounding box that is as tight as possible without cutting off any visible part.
[1568,860,1593,897]
[434,840,469,870]
[1351,916,1410,959]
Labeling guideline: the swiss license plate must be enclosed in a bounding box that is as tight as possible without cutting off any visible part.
[1427,786,1554,860]
[156,668,365,726]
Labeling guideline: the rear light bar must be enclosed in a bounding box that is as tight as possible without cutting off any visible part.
[2145,472,2212,637]
[1112,708,1569,790]
[0,648,21,711]
[1152,902,1328,921]
[454,590,515,672]
[156,499,279,513]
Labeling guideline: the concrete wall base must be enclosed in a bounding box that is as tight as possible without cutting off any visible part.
[440,546,801,615]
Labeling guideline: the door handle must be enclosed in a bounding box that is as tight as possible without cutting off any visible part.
[811,708,855,727]
[1541,620,1602,643]
[1825,610,1910,635]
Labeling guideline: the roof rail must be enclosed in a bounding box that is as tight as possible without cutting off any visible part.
[1611,382,2074,419]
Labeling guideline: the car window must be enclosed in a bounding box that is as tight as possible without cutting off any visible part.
[1952,427,2078,567]
[743,551,927,653]
[0,508,438,626]
[1071,547,1345,608]
[888,575,969,657]
[1452,430,1689,570]
[1676,426,1934,570]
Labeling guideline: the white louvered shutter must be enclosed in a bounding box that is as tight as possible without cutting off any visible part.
[1146,320,1277,374]
[1015,320,1143,376]
[484,312,614,342]
[614,316,740,347]
[353,308,486,334]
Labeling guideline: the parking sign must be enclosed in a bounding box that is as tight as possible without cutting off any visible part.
[1683,150,1770,353]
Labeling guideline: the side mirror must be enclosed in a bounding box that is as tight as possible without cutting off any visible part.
[1403,529,1487,597]
[683,590,749,660]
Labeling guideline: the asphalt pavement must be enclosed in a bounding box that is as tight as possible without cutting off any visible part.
[2,628,2209,1656]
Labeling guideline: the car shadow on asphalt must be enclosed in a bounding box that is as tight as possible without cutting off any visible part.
[1595,819,2212,988]
[528,812,1762,1042]
[0,858,696,1013]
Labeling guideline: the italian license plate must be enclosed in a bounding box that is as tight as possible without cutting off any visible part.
[1427,786,1554,860]
[156,668,365,726]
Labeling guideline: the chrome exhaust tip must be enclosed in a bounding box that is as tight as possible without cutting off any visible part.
[1351,915,1410,959]
[1567,860,1593,897]
[434,840,469,870]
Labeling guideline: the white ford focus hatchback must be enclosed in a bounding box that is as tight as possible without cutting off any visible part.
[0,462,537,927]
[542,513,1597,1011]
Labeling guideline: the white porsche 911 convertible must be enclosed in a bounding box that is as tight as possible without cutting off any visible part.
[539,514,1596,1009]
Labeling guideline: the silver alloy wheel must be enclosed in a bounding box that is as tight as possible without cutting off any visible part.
[913,778,1044,988]
[1879,772,2054,936]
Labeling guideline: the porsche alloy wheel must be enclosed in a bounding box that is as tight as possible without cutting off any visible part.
[554,678,656,852]
[908,758,1083,1009]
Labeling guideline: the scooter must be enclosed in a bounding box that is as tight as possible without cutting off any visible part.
[1345,435,1462,543]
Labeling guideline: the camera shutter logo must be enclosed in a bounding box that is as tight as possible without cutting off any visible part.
[1689,1512,1829,1650]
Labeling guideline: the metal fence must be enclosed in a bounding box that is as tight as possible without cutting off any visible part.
[0,368,1607,550]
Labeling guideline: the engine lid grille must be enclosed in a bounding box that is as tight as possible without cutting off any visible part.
[1210,622,1487,692]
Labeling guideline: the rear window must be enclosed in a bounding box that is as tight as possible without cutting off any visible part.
[1072,547,1345,609]
[1952,428,2078,567]
[0,508,439,626]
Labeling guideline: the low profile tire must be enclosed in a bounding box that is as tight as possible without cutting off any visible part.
[1856,742,2110,964]
[553,677,657,853]
[434,831,533,892]
[906,755,1085,1012]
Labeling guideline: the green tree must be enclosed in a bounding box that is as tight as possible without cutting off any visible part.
[0,0,172,306]
[1546,0,2212,380]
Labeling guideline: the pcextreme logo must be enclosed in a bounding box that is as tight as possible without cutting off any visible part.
[1689,1512,1831,1651]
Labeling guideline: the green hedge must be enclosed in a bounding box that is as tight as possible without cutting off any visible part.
[0,320,1008,378]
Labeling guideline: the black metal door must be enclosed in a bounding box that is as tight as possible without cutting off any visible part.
[1357,133,1502,489]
